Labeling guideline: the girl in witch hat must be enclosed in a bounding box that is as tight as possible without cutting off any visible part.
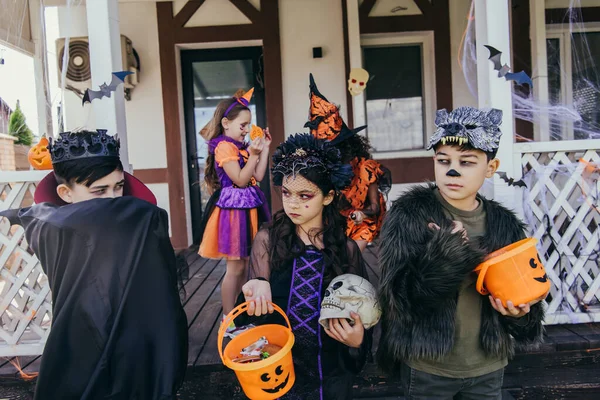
[304,74,391,252]
[198,88,272,334]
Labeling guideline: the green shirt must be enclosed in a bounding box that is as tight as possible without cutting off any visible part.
[407,189,507,378]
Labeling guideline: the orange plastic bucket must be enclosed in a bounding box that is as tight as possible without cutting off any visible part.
[218,301,295,399]
[474,238,550,307]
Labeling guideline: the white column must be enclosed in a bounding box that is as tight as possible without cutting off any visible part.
[474,0,521,217]
[346,0,366,128]
[530,0,550,142]
[85,0,131,171]
[29,0,53,138]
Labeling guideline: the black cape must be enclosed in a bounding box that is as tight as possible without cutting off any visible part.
[1,197,188,400]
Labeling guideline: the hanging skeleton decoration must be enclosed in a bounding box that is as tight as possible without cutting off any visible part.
[319,274,381,330]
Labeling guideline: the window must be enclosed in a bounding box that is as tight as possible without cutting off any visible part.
[360,32,436,158]
[546,26,600,141]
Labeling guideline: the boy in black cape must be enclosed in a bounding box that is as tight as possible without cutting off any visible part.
[1,130,188,400]
[377,107,546,399]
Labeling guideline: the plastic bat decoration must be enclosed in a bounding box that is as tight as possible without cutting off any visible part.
[496,171,527,188]
[484,45,533,88]
[82,71,134,105]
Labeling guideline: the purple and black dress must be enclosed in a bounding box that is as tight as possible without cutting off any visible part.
[199,135,270,258]
[240,229,373,399]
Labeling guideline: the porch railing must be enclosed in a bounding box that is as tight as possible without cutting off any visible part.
[517,140,600,324]
[2,143,600,356]
[0,171,52,357]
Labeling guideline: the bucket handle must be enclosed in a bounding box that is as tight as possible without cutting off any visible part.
[218,301,292,365]
[475,261,492,295]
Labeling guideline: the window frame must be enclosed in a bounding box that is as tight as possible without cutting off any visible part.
[546,22,600,141]
[358,31,437,160]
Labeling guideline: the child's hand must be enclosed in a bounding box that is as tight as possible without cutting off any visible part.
[489,296,540,318]
[263,128,272,149]
[324,312,365,348]
[249,138,264,156]
[242,279,274,316]
[428,220,468,242]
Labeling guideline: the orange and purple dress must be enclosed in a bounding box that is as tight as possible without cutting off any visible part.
[199,135,270,259]
[341,157,386,243]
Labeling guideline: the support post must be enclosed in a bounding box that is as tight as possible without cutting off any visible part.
[530,0,550,142]
[85,0,131,171]
[346,0,366,128]
[29,0,53,138]
[474,0,521,217]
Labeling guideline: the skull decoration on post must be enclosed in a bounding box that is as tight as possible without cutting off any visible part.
[319,274,381,330]
[348,68,370,96]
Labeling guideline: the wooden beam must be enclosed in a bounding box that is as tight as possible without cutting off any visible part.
[546,7,600,24]
[432,0,452,110]
[133,168,168,184]
[228,0,262,23]
[342,0,354,129]
[414,0,433,15]
[157,1,189,249]
[174,0,205,28]
[511,0,534,140]
[379,157,434,184]
[359,15,432,34]
[175,24,261,44]
[261,0,284,212]
[359,0,376,18]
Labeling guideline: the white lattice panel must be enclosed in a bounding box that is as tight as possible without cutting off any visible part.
[521,146,600,325]
[0,173,51,356]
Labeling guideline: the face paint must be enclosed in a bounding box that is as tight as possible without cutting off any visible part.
[446,169,461,177]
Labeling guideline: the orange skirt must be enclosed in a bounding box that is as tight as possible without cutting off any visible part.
[199,206,259,259]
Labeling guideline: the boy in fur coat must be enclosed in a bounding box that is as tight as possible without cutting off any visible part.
[377,107,545,399]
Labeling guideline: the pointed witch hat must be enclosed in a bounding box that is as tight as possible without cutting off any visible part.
[304,74,366,143]
[224,87,254,117]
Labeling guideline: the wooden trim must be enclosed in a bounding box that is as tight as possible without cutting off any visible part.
[156,0,286,246]
[359,0,376,18]
[359,15,431,34]
[546,7,600,24]
[174,0,205,27]
[261,0,284,212]
[229,0,262,23]
[511,0,534,140]
[413,0,432,15]
[431,0,452,110]
[379,157,434,184]
[175,25,262,44]
[157,2,188,249]
[341,0,354,129]
[133,168,168,184]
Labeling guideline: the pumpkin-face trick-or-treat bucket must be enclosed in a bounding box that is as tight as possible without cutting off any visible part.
[218,301,295,399]
[474,238,550,307]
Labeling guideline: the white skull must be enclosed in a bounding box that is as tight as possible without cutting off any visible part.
[348,68,370,96]
[319,274,381,330]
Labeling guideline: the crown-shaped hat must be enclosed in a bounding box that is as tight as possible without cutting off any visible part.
[304,74,365,144]
[223,87,254,118]
[48,129,120,164]
[427,107,503,152]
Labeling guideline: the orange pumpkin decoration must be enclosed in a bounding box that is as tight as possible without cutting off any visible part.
[250,125,264,141]
[28,137,53,170]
